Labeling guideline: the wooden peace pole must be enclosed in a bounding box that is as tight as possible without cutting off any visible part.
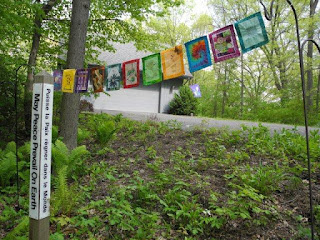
[29,71,54,240]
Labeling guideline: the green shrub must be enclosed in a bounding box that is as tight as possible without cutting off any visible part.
[169,85,198,116]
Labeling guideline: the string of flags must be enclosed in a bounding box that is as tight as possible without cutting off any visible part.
[53,12,269,95]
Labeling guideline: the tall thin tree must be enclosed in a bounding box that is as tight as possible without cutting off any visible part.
[59,0,91,150]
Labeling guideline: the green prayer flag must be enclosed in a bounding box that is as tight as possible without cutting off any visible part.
[142,53,162,86]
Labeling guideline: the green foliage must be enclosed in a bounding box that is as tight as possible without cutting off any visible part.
[1,114,319,239]
[0,142,30,188]
[77,127,91,145]
[52,140,89,179]
[3,216,29,240]
[51,166,79,216]
[169,85,198,116]
[234,164,285,196]
[95,120,117,145]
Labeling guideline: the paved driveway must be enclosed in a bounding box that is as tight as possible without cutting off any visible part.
[96,109,319,136]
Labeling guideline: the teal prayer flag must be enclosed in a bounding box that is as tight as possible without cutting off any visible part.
[234,12,269,54]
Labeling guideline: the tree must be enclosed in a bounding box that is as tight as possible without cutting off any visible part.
[169,85,198,115]
[59,0,91,150]
[25,0,61,133]
[306,0,319,110]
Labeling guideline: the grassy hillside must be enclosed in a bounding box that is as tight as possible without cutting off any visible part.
[1,113,320,239]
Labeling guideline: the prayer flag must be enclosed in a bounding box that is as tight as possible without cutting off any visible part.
[185,36,212,72]
[123,59,140,88]
[161,45,185,80]
[234,12,269,53]
[75,69,89,93]
[62,69,76,93]
[91,67,105,93]
[190,84,202,98]
[53,70,62,91]
[142,53,162,86]
[106,64,122,91]
[209,25,240,63]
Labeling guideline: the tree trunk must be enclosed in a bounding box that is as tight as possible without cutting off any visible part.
[316,68,320,112]
[24,0,58,134]
[306,0,319,110]
[240,54,244,117]
[59,0,91,150]
[221,64,227,117]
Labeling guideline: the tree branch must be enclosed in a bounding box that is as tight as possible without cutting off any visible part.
[43,18,123,22]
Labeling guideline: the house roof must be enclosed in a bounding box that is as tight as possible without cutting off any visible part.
[98,42,193,80]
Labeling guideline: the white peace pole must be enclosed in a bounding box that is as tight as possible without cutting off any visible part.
[29,71,54,240]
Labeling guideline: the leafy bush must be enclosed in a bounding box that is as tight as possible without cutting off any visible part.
[169,85,198,116]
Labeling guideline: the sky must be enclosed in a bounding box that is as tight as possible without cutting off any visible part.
[191,0,209,15]
[181,0,210,26]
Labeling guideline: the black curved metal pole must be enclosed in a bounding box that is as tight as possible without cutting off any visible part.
[14,63,30,210]
[259,1,317,239]
[300,39,320,239]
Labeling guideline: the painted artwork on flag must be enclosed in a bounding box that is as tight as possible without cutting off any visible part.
[75,69,89,93]
[209,25,240,63]
[142,53,162,86]
[185,36,212,72]
[234,12,269,54]
[123,59,140,88]
[106,64,122,91]
[90,67,105,93]
[53,70,63,91]
[62,69,76,93]
[190,84,202,98]
[161,45,185,80]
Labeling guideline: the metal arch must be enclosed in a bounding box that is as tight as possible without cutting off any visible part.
[259,1,319,239]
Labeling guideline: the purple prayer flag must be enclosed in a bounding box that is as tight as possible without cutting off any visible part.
[75,69,89,93]
[53,70,62,91]
[190,84,201,98]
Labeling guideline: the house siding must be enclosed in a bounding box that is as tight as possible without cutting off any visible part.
[93,77,183,114]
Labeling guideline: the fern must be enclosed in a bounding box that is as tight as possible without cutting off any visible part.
[0,141,30,188]
[78,128,91,144]
[52,140,69,174]
[0,151,16,186]
[96,120,117,145]
[68,145,89,177]
[52,125,59,143]
[51,166,78,216]
[52,140,89,178]
[4,216,29,240]
[4,141,16,154]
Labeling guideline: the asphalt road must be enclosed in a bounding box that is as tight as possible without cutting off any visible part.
[95,109,320,136]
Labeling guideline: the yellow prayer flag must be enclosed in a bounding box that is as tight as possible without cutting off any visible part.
[161,45,185,80]
[62,69,76,93]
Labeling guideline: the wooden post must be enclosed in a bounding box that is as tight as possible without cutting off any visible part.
[29,71,54,240]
